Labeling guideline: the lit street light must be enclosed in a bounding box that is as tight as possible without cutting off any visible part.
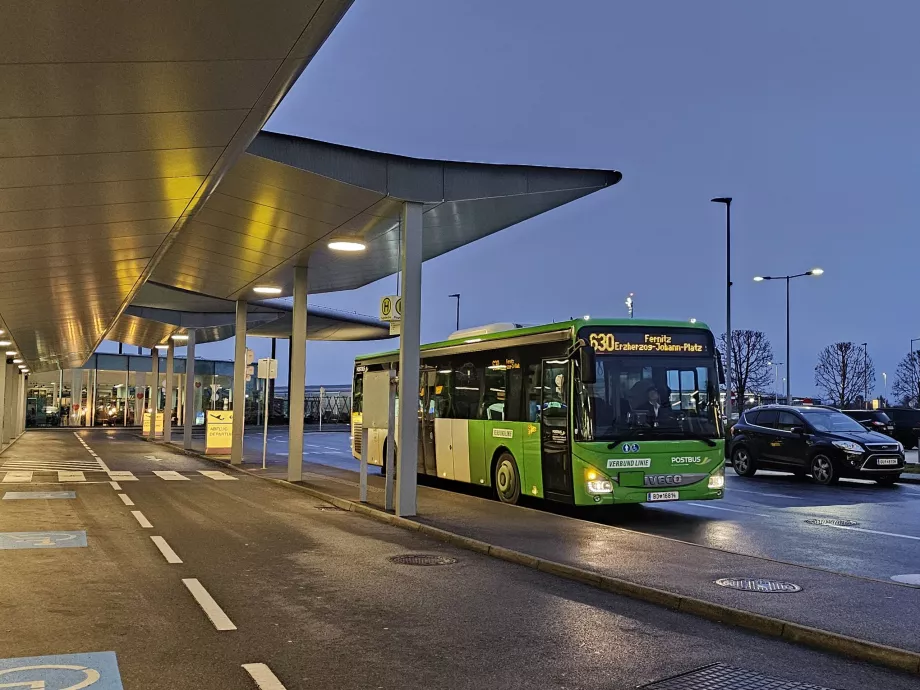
[861,342,869,409]
[768,361,784,403]
[711,197,733,421]
[753,268,824,404]
[883,372,887,400]
[625,293,634,318]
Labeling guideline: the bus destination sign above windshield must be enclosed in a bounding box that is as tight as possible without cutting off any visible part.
[582,329,710,355]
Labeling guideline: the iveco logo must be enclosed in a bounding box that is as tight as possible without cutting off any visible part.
[644,474,684,487]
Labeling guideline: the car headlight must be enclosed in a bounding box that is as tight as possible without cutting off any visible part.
[897,441,904,452]
[833,440,863,454]
[708,468,725,489]
[586,480,614,494]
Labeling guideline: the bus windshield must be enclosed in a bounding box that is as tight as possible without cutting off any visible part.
[576,355,722,442]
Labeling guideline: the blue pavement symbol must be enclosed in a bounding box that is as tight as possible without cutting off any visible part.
[0,651,123,689]
[3,491,76,500]
[0,531,87,549]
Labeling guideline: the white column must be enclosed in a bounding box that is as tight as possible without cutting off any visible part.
[17,373,25,435]
[164,342,175,443]
[134,370,146,427]
[231,301,247,465]
[86,369,96,427]
[183,331,197,450]
[396,201,422,517]
[71,368,83,427]
[3,364,14,444]
[148,348,159,441]
[0,356,7,444]
[288,265,308,482]
[123,370,129,426]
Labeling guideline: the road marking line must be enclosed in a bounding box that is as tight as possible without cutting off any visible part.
[727,487,801,499]
[2,471,32,483]
[687,502,771,518]
[153,470,190,481]
[242,663,287,689]
[819,523,920,541]
[57,471,86,482]
[108,471,138,481]
[109,481,122,490]
[151,536,182,564]
[131,510,153,528]
[118,494,135,506]
[199,470,238,481]
[182,578,237,631]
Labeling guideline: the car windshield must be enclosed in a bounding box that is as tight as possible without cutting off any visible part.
[575,355,722,442]
[801,409,867,433]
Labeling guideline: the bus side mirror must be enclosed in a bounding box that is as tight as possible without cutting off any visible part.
[578,346,596,384]
[716,355,726,385]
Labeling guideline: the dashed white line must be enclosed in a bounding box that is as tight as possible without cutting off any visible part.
[153,470,190,481]
[151,536,183,564]
[198,470,238,481]
[242,663,287,689]
[131,510,153,528]
[118,494,135,506]
[817,523,920,541]
[182,578,237,631]
[108,471,138,481]
[109,481,122,490]
[687,502,771,518]
[727,487,801,499]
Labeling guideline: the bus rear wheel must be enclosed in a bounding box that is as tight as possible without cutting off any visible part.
[493,452,521,505]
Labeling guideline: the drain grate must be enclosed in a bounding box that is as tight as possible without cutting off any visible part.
[388,554,458,566]
[805,518,859,527]
[641,663,835,689]
[316,506,347,512]
[715,578,802,593]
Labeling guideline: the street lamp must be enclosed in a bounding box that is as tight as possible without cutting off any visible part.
[711,197,733,421]
[753,268,823,405]
[883,372,887,400]
[625,292,634,318]
[861,342,869,409]
[768,361,784,403]
[448,293,460,331]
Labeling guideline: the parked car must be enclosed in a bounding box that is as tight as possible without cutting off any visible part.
[880,407,920,449]
[729,404,904,486]
[840,409,896,437]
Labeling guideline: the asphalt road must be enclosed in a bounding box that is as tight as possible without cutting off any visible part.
[2,430,916,689]
[249,430,920,584]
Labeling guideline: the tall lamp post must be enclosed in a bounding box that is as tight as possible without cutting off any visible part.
[882,372,887,401]
[861,342,869,409]
[768,361,784,403]
[711,197,733,420]
[448,293,460,331]
[625,292,635,318]
[754,268,824,405]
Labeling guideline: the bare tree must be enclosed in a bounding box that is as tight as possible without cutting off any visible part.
[814,342,876,407]
[719,330,774,408]
[892,352,920,408]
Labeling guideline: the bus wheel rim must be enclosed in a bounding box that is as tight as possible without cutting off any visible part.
[497,460,515,497]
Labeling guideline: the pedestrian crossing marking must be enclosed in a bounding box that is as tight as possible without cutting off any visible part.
[153,471,189,481]
[198,470,238,481]
[58,471,86,482]
[2,471,32,483]
[1,470,246,484]
[107,471,138,481]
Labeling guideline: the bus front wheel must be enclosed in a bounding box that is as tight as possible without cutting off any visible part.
[493,452,521,505]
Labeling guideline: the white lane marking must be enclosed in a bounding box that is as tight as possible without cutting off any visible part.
[726,487,801,499]
[687,502,771,518]
[131,510,153,528]
[242,663,287,689]
[818,523,920,541]
[153,470,190,481]
[108,471,138,481]
[109,481,122,490]
[199,470,238,481]
[118,494,135,506]
[58,471,86,482]
[2,471,32,483]
[151,536,183,564]
[182,578,237,631]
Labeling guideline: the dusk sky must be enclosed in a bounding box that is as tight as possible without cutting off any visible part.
[129,0,919,398]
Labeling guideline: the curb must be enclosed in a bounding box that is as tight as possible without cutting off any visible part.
[147,437,920,676]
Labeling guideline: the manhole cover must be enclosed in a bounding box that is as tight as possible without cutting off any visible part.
[805,518,859,527]
[388,554,458,566]
[715,578,802,593]
[641,663,835,689]
[316,506,346,512]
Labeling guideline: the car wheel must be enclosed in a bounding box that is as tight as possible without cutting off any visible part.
[493,452,521,504]
[875,475,900,486]
[731,447,757,477]
[810,454,839,485]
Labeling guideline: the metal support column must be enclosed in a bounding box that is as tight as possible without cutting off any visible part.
[231,301,247,465]
[288,265,308,482]
[0,356,7,445]
[17,374,25,435]
[164,342,175,443]
[148,348,159,440]
[71,369,83,427]
[396,201,423,517]
[183,331,197,450]
[3,365,14,444]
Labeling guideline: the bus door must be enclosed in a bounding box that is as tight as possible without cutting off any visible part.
[541,359,573,501]
[419,368,438,476]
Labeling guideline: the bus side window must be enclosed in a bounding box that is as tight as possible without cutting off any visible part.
[526,364,541,422]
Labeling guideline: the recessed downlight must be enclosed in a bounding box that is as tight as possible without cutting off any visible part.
[0,340,11,347]
[5,351,16,356]
[253,286,283,295]
[171,334,189,341]
[328,239,366,252]
[155,344,169,350]
[12,359,22,364]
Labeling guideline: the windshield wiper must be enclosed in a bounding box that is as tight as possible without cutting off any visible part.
[671,430,718,447]
[606,428,646,449]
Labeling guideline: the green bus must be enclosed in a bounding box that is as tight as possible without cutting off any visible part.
[351,318,725,507]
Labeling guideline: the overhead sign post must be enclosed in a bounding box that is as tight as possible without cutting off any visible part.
[379,295,402,336]
[257,358,278,470]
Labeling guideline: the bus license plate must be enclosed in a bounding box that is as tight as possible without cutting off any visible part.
[648,491,679,502]
[877,458,899,466]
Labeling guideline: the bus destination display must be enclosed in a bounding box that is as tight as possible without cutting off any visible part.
[581,329,711,355]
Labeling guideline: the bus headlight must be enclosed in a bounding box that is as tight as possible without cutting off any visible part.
[708,469,725,490]
[587,480,613,494]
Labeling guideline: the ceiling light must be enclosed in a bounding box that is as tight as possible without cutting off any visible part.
[12,359,22,364]
[0,329,4,335]
[18,365,27,370]
[155,344,169,350]
[171,334,189,341]
[253,286,283,295]
[328,239,366,252]
[5,351,16,356]
[0,340,11,347]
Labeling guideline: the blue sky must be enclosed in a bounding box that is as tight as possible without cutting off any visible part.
[122,0,919,398]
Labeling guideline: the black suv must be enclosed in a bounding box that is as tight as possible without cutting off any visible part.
[880,407,920,449]
[840,409,895,437]
[729,405,904,486]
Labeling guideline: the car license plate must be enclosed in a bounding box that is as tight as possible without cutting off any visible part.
[648,491,679,502]
[877,458,899,466]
